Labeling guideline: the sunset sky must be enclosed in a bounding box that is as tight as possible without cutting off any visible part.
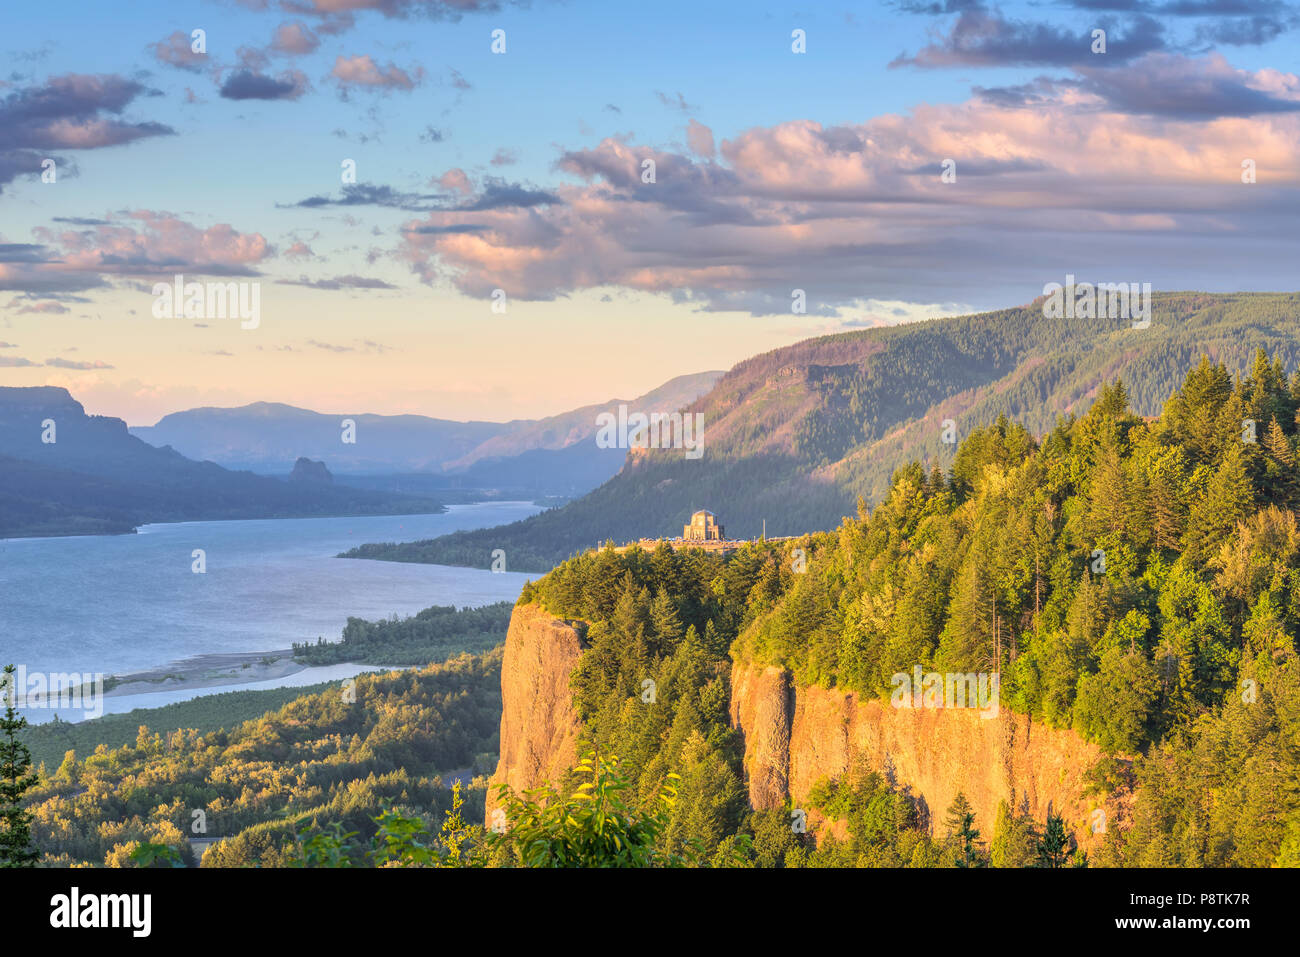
[3,0,1300,425]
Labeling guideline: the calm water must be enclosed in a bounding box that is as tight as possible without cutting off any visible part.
[0,502,541,680]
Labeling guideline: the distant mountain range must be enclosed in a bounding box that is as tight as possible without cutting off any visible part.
[0,371,723,539]
[129,372,723,489]
[0,387,444,539]
[344,292,1300,571]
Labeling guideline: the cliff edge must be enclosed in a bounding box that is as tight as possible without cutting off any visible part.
[729,660,1107,848]
[485,603,586,817]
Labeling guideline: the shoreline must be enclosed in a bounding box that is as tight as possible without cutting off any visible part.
[104,648,307,698]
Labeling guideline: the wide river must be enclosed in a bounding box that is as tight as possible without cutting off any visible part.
[0,502,542,719]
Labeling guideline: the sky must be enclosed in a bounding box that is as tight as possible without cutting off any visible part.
[2,0,1299,425]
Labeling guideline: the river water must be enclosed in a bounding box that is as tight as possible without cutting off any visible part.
[0,502,541,721]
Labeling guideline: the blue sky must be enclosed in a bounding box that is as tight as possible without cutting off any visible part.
[3,0,1300,423]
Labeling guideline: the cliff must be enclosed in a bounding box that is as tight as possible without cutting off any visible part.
[485,603,587,817]
[729,660,1107,849]
[487,603,1108,848]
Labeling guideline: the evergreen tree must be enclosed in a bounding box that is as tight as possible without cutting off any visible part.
[1034,812,1073,868]
[0,665,39,867]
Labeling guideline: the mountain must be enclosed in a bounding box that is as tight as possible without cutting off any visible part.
[442,371,725,469]
[345,292,1300,571]
[288,457,333,484]
[0,387,444,538]
[131,402,507,474]
[128,370,724,498]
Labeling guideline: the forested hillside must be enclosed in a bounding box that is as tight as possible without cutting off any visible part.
[504,350,1300,866]
[26,653,501,867]
[22,352,1300,869]
[354,292,1300,571]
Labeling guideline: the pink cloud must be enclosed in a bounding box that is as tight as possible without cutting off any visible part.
[2,212,274,296]
[271,22,321,56]
[330,55,421,91]
[686,119,715,158]
[397,55,1300,312]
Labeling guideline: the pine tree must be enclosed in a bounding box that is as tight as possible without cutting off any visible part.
[0,665,39,867]
[1035,812,1073,868]
[1262,416,1298,506]
[1184,441,1255,565]
[649,587,684,651]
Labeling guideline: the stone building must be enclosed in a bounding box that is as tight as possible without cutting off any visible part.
[683,509,724,541]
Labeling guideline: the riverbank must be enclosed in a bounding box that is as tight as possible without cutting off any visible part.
[105,648,304,697]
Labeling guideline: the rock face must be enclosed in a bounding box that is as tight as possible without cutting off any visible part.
[288,456,332,483]
[486,603,586,817]
[729,661,1106,848]
[486,604,1106,848]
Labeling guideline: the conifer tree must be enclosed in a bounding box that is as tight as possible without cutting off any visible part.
[0,665,39,867]
[1035,812,1073,868]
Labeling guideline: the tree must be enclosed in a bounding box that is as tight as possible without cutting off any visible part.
[489,750,699,867]
[0,665,39,867]
[1035,812,1077,868]
[944,793,987,867]
[990,799,1038,868]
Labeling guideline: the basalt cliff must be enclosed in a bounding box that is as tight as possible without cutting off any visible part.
[490,602,1108,847]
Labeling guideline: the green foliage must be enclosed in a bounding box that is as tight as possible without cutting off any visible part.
[0,665,39,867]
[1035,812,1087,868]
[488,751,705,868]
[292,602,513,666]
[127,841,186,868]
[22,681,337,772]
[26,652,500,867]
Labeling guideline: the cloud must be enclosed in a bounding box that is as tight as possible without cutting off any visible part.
[268,0,526,20]
[45,357,113,370]
[0,244,54,263]
[286,183,443,211]
[491,148,519,166]
[14,300,69,314]
[455,180,561,211]
[686,119,716,157]
[893,10,1167,68]
[437,168,472,194]
[420,125,445,143]
[1193,14,1292,46]
[150,31,209,72]
[1076,51,1300,117]
[331,55,421,92]
[394,60,1300,312]
[0,211,272,295]
[283,241,316,260]
[219,70,308,101]
[271,22,321,55]
[0,356,39,367]
[656,90,697,112]
[276,274,398,290]
[0,74,173,192]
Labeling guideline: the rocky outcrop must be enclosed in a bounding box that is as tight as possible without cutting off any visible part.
[729,661,1106,848]
[486,603,1106,847]
[486,603,586,817]
[288,457,332,483]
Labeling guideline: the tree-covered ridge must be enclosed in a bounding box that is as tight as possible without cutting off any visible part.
[26,651,501,867]
[520,350,1300,866]
[353,292,1300,571]
[292,601,513,666]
